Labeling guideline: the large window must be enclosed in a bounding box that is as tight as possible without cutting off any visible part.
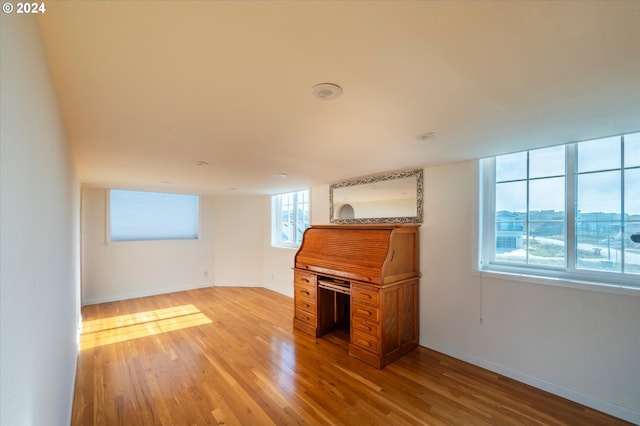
[109,189,199,241]
[272,190,310,248]
[481,132,640,289]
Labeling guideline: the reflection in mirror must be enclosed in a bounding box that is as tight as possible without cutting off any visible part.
[338,204,355,219]
[330,169,423,224]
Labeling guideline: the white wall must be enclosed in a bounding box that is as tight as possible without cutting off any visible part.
[81,190,264,304]
[210,195,264,287]
[421,161,640,423]
[0,14,80,426]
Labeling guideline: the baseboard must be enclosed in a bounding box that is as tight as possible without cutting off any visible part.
[420,339,640,425]
[213,281,260,287]
[82,282,214,305]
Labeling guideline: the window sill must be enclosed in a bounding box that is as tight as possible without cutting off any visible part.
[271,244,299,250]
[475,268,640,296]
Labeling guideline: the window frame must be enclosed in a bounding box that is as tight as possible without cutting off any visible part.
[271,189,310,249]
[480,133,640,292]
[107,189,201,243]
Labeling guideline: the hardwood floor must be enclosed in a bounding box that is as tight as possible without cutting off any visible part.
[72,287,630,425]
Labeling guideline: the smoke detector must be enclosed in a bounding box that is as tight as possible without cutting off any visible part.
[312,83,343,100]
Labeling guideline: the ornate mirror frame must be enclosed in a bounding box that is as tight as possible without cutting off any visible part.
[329,169,424,224]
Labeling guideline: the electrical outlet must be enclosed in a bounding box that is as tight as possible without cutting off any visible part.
[204,271,208,277]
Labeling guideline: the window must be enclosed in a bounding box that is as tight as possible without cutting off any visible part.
[481,131,640,289]
[109,189,199,241]
[272,190,310,248]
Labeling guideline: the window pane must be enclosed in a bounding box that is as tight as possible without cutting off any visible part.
[577,171,621,215]
[496,181,526,213]
[495,181,526,262]
[530,145,565,178]
[576,170,621,272]
[280,195,294,244]
[625,132,640,168]
[577,136,621,173]
[576,224,622,273]
[495,235,525,262]
[496,151,527,182]
[528,177,566,267]
[110,190,199,241]
[527,228,565,267]
[495,216,525,262]
[530,177,564,212]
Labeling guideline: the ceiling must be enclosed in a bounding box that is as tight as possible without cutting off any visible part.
[37,1,640,196]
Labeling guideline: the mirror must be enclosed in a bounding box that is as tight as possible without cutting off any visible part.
[330,169,423,224]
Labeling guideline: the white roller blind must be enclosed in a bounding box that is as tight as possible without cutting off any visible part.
[110,189,199,241]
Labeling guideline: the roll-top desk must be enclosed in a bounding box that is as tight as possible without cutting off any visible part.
[293,224,420,369]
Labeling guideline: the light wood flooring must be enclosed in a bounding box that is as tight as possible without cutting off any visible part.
[72,287,630,425]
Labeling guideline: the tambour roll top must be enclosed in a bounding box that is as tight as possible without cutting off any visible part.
[294,224,420,285]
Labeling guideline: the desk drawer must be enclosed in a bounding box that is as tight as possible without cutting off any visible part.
[295,271,316,286]
[295,285,316,301]
[352,317,379,336]
[352,330,380,354]
[294,308,316,326]
[352,285,379,306]
[352,303,380,322]
[295,297,316,314]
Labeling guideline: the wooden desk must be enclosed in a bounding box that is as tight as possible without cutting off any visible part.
[293,225,420,369]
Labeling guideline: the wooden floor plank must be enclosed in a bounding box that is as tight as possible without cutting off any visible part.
[72,287,632,425]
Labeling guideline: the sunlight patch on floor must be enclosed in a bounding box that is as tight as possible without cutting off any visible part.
[80,304,211,350]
